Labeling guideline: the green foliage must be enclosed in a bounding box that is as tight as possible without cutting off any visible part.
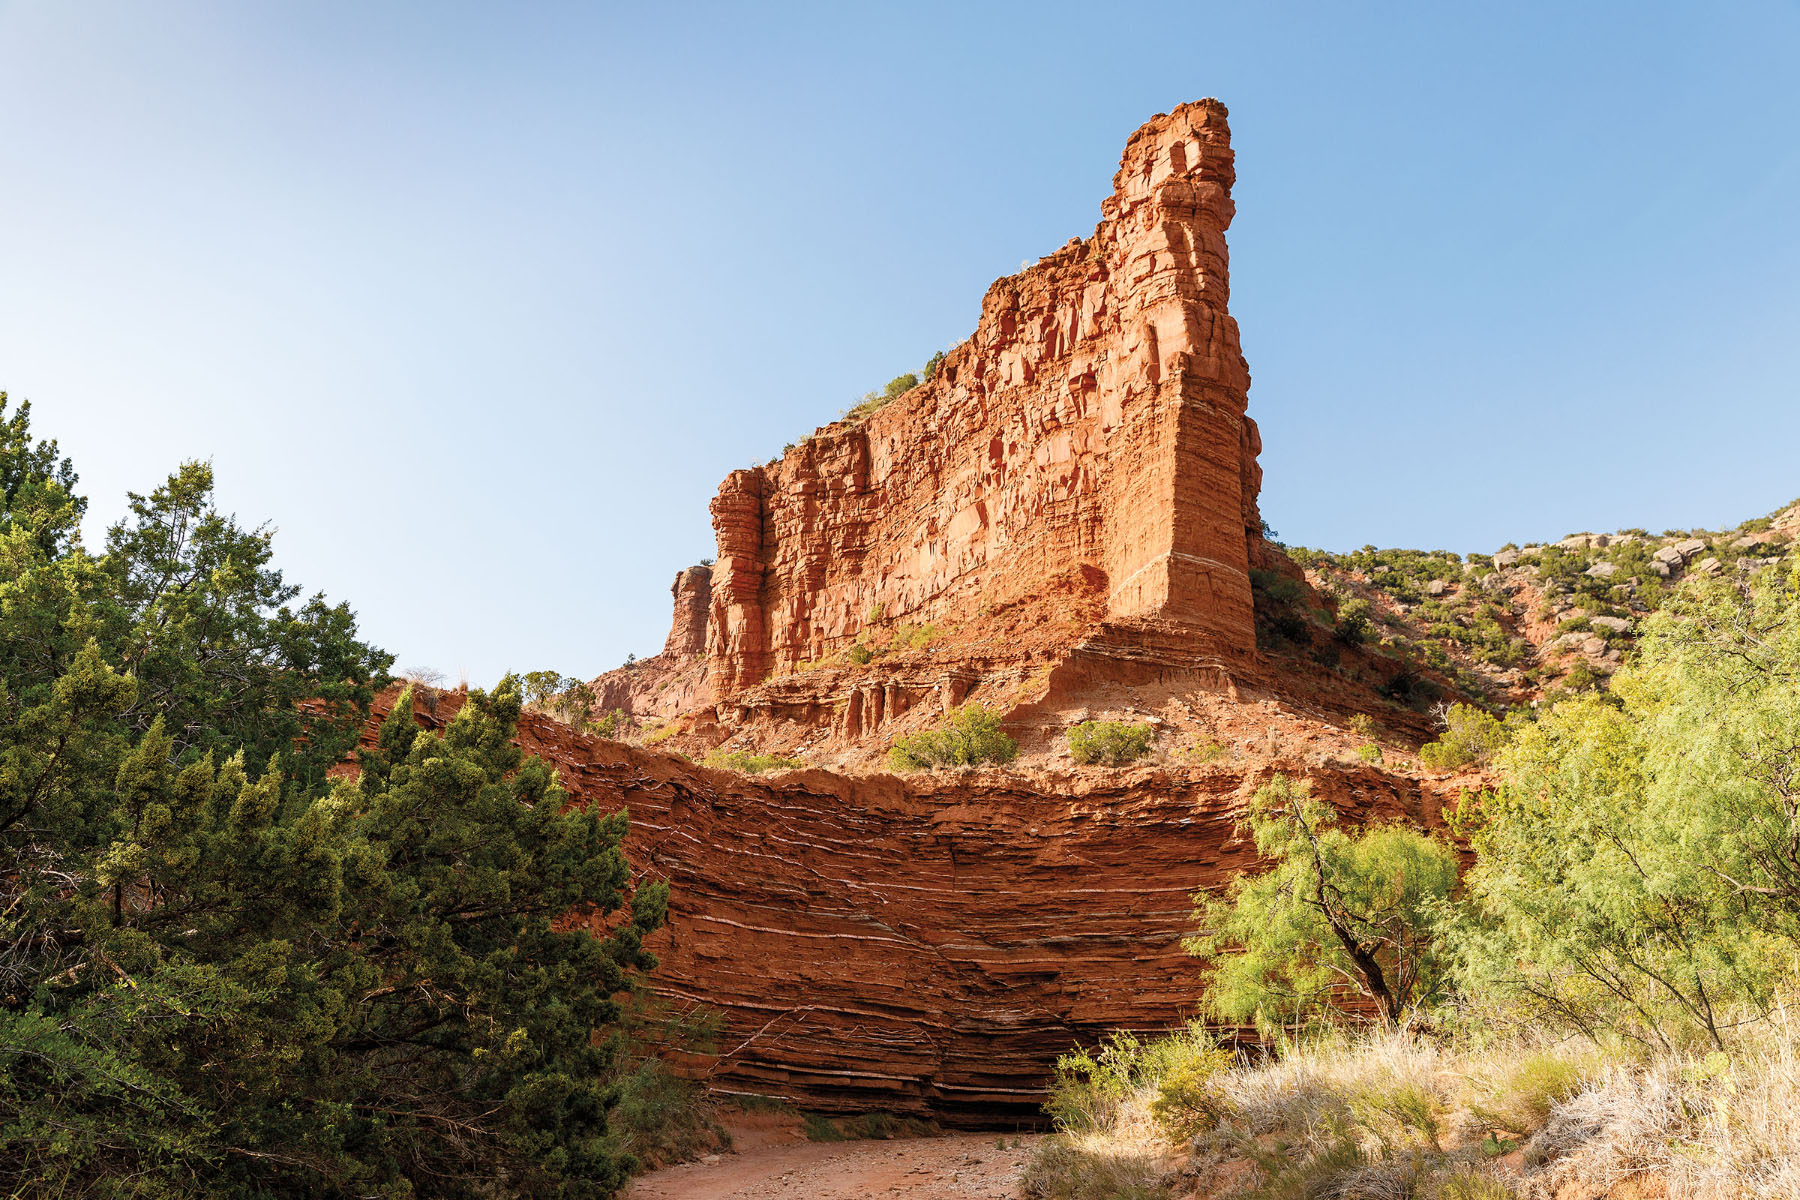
[923,350,946,380]
[522,669,604,730]
[1067,720,1155,766]
[1335,595,1374,644]
[888,703,1018,771]
[1186,777,1460,1029]
[1147,1047,1237,1143]
[1457,566,1800,1050]
[0,402,665,1197]
[1418,704,1512,771]
[1046,1025,1226,1135]
[591,707,635,739]
[802,1113,847,1142]
[890,620,938,650]
[702,749,804,774]
[847,642,874,665]
[1189,739,1228,764]
[883,372,920,398]
[1464,1051,1591,1136]
[1356,743,1383,764]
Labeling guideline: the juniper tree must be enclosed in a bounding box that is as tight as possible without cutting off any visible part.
[0,397,665,1198]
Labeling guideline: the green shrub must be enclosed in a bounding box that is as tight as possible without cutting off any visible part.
[1467,1051,1590,1136]
[1356,743,1383,764]
[889,704,1018,770]
[1187,777,1460,1028]
[847,643,874,665]
[605,1059,727,1169]
[1067,720,1155,766]
[1336,596,1375,644]
[891,621,938,650]
[1147,1046,1236,1143]
[802,1113,846,1142]
[1189,739,1227,763]
[883,372,920,398]
[703,749,804,774]
[1418,704,1511,771]
[1251,567,1308,606]
[1349,713,1377,739]
[591,708,632,739]
[923,351,946,380]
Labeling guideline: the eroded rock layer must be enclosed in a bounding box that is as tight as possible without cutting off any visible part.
[377,693,1459,1126]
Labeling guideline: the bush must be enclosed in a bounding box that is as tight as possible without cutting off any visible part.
[1356,743,1383,764]
[1336,596,1375,644]
[1148,1048,1236,1143]
[704,749,804,774]
[883,372,919,398]
[1189,739,1227,763]
[605,1059,727,1169]
[1418,704,1511,771]
[847,643,874,665]
[1068,720,1155,766]
[889,704,1018,770]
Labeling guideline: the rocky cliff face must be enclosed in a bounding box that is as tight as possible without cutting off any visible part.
[374,691,1460,1126]
[596,100,1268,746]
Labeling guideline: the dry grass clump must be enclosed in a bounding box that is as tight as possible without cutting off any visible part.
[1020,1093,1174,1200]
[1027,1015,1800,1199]
[1516,1012,1800,1199]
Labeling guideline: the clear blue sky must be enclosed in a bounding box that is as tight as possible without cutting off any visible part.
[3,2,1797,684]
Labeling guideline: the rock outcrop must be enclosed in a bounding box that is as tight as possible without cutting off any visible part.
[596,100,1268,746]
[375,691,1459,1126]
[589,565,715,719]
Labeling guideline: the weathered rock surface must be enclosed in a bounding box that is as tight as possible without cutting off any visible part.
[375,691,1459,1126]
[596,100,1267,745]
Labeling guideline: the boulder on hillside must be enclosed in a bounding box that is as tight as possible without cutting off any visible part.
[1584,561,1618,578]
[1674,537,1709,560]
[1590,615,1632,634]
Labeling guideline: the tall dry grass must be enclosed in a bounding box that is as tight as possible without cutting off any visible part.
[1024,1012,1800,1199]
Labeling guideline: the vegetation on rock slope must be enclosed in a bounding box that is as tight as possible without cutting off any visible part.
[1033,553,1800,1198]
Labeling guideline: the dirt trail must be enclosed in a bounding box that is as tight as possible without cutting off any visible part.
[626,1133,1041,1200]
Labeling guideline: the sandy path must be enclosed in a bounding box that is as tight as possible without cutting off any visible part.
[626,1133,1041,1200]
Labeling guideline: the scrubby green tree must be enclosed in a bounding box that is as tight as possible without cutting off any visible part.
[0,399,666,1198]
[1186,776,1460,1029]
[1456,568,1800,1050]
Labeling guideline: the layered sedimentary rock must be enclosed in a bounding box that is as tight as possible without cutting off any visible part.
[589,565,715,718]
[597,100,1266,737]
[381,692,1456,1126]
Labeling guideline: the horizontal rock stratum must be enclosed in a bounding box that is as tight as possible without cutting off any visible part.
[369,691,1460,1127]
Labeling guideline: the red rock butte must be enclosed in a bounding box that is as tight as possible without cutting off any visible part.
[526,101,1446,1127]
[594,99,1277,748]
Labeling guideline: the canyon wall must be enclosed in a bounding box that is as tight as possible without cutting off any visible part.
[382,693,1457,1126]
[599,100,1266,732]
